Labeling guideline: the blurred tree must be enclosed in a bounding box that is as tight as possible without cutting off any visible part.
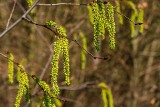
[0,0,159,107]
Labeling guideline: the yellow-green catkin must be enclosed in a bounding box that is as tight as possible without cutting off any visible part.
[57,26,70,85]
[98,82,114,107]
[51,40,61,95]
[102,89,108,107]
[32,76,56,107]
[61,37,70,85]
[8,53,14,84]
[92,2,101,51]
[115,1,123,24]
[107,88,114,107]
[87,5,94,24]
[39,81,51,94]
[45,21,57,28]
[43,93,56,107]
[97,1,106,39]
[26,0,33,7]
[106,3,116,49]
[17,65,24,83]
[54,99,62,107]
[137,9,144,33]
[32,76,51,94]
[15,72,30,107]
[15,84,24,107]
[127,1,138,37]
[80,32,87,70]
[50,23,70,94]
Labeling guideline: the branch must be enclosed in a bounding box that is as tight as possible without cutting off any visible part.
[114,10,143,25]
[6,0,17,29]
[0,0,40,38]
[37,3,89,6]
[22,17,110,61]
[0,51,79,104]
[37,1,109,6]
[38,2,143,26]
[59,81,97,91]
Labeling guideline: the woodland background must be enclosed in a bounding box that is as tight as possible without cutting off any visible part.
[0,0,159,107]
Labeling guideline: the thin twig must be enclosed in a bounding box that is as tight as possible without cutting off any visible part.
[0,52,19,65]
[22,17,110,60]
[0,0,40,38]
[38,1,142,26]
[59,81,97,91]
[37,1,109,6]
[37,3,89,6]
[114,10,143,25]
[16,1,53,52]
[6,0,17,29]
[0,51,79,104]
[32,53,53,95]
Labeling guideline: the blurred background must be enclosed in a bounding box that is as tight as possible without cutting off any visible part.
[0,0,159,107]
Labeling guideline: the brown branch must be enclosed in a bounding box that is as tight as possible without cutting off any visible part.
[114,10,143,25]
[37,3,89,6]
[6,0,17,29]
[59,81,97,91]
[0,0,40,38]
[38,1,143,26]
[37,1,109,6]
[22,17,110,61]
[0,51,79,104]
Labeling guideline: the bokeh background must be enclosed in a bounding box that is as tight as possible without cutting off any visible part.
[0,0,159,107]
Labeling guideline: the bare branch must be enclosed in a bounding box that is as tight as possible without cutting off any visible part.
[22,18,110,61]
[37,3,89,6]
[6,0,17,29]
[0,0,40,38]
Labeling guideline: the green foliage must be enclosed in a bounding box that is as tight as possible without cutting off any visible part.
[8,53,14,84]
[127,1,138,37]
[106,3,116,49]
[137,9,144,33]
[115,1,123,24]
[15,72,30,107]
[26,0,33,7]
[80,32,87,70]
[98,82,114,107]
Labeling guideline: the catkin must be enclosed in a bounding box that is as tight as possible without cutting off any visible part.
[127,1,138,37]
[15,72,30,107]
[106,3,116,49]
[80,32,87,70]
[51,40,61,95]
[61,38,70,85]
[26,0,33,7]
[115,1,123,24]
[137,9,144,33]
[8,53,14,84]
